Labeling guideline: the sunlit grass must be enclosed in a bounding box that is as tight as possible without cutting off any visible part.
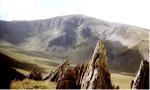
[111,73,135,89]
[10,79,56,89]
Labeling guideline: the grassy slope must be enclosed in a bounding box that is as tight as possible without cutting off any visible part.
[0,46,60,73]
[10,79,56,89]
[0,46,57,89]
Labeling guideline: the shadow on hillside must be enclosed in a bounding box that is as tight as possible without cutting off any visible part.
[0,53,26,89]
[0,52,47,71]
[103,40,144,74]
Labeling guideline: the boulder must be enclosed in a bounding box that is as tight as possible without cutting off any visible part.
[43,60,70,82]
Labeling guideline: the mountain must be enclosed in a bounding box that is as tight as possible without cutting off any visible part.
[0,14,149,73]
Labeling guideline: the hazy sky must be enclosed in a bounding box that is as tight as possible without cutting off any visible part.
[0,0,150,29]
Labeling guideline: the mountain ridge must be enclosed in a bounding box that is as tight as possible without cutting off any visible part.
[0,14,149,73]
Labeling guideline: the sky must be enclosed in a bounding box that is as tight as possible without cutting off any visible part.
[0,0,150,29]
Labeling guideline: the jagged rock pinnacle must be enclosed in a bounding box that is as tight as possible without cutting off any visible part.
[81,40,112,89]
[131,59,149,89]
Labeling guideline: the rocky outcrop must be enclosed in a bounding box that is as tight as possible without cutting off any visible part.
[43,60,70,82]
[46,41,117,89]
[43,60,80,88]
[131,60,149,89]
[80,41,113,89]
[56,66,80,89]
[28,68,42,80]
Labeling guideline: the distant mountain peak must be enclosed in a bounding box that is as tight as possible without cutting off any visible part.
[0,15,149,73]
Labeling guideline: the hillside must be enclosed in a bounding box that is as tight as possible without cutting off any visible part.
[109,40,149,73]
[0,46,56,73]
[0,14,149,73]
[0,52,26,88]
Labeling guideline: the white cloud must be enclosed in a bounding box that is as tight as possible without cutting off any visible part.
[0,0,150,29]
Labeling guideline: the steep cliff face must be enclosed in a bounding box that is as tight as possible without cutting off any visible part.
[0,15,149,73]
